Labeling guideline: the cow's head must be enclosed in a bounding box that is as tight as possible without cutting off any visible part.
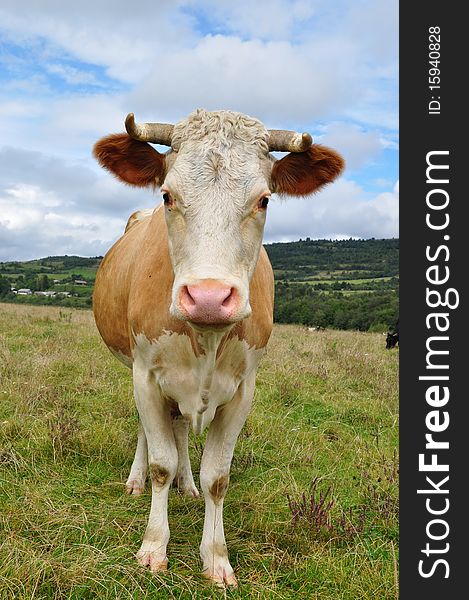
[94,109,344,329]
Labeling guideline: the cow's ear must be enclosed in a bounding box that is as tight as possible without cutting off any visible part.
[271,145,344,196]
[93,134,166,187]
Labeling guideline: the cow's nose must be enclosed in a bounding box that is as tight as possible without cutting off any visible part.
[178,279,239,324]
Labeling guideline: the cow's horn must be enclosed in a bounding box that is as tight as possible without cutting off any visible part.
[267,130,313,153]
[125,113,174,146]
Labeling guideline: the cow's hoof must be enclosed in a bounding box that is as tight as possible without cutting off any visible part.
[125,478,145,496]
[202,563,238,588]
[203,571,238,588]
[136,550,168,573]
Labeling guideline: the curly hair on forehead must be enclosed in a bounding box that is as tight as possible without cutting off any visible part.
[171,109,270,154]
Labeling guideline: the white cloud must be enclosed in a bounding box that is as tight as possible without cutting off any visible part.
[0,1,196,83]
[265,178,399,242]
[0,93,128,160]
[129,35,346,125]
[319,122,383,171]
[45,64,104,87]
[185,0,318,40]
[1,0,397,127]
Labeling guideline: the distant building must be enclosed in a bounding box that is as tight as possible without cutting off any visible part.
[35,291,56,297]
[74,280,88,286]
[17,288,32,295]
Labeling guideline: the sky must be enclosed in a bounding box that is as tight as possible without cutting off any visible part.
[0,0,398,261]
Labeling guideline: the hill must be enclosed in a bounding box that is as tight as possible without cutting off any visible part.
[266,237,398,281]
[0,238,399,331]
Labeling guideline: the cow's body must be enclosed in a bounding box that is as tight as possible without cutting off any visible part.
[386,319,399,349]
[93,109,343,587]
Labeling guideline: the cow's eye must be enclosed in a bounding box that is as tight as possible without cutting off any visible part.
[163,192,175,210]
[258,197,270,210]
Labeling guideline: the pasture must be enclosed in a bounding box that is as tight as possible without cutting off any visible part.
[0,303,398,599]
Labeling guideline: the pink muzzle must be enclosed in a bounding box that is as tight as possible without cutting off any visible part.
[178,279,240,325]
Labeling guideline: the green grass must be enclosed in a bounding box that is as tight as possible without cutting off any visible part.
[0,303,399,599]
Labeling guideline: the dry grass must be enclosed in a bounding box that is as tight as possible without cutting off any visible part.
[0,303,398,599]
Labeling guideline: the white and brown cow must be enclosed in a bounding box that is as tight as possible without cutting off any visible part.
[93,109,343,587]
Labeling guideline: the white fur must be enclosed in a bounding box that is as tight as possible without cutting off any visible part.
[125,420,147,495]
[132,330,264,434]
[132,358,178,571]
[199,370,256,586]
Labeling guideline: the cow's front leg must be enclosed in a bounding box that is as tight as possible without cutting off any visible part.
[199,372,255,588]
[133,365,178,572]
[126,420,148,496]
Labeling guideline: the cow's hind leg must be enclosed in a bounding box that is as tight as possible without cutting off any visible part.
[133,364,178,572]
[199,372,256,588]
[172,416,199,498]
[126,420,148,496]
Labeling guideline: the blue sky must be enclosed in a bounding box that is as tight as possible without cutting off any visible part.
[0,0,398,261]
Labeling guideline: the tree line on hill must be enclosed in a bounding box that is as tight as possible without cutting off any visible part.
[274,282,398,331]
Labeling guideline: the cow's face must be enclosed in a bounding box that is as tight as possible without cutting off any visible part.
[161,113,275,326]
[94,110,344,329]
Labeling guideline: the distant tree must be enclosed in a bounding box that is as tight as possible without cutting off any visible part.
[0,275,11,296]
[37,274,51,291]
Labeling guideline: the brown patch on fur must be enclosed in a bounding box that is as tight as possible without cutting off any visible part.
[202,542,229,561]
[233,358,247,379]
[169,400,182,418]
[93,133,166,187]
[149,463,170,486]
[209,475,229,502]
[271,144,344,197]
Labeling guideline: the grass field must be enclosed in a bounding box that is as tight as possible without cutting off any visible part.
[0,303,399,599]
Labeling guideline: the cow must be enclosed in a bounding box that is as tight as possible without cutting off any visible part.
[386,319,399,349]
[92,109,344,587]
